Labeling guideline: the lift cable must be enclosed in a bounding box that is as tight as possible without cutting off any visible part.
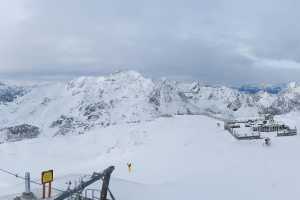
[0,168,65,192]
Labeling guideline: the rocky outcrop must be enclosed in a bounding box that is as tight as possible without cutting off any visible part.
[0,83,27,104]
[0,124,40,143]
[50,115,89,135]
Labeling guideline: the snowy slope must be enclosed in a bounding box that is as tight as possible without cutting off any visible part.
[0,115,300,200]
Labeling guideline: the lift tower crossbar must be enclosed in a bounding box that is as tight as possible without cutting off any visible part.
[54,166,115,200]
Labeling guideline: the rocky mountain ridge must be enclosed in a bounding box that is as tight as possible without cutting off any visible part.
[0,71,299,141]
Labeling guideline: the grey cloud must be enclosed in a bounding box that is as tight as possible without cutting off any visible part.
[0,0,300,85]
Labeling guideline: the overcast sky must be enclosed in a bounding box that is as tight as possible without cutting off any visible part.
[0,0,300,85]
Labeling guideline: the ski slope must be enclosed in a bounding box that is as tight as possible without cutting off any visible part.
[0,114,300,200]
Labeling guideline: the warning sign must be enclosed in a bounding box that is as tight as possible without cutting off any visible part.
[41,170,54,184]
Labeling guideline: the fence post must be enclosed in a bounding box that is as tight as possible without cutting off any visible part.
[22,172,35,199]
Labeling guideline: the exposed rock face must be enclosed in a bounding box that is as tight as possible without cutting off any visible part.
[149,80,200,115]
[81,101,111,123]
[0,83,27,104]
[50,115,89,135]
[227,98,242,111]
[0,124,40,143]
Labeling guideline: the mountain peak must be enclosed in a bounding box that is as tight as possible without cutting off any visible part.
[110,70,143,78]
[67,70,145,90]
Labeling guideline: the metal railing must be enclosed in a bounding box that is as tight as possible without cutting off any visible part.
[85,189,101,200]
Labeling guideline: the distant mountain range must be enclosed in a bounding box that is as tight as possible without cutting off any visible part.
[237,84,286,94]
[0,71,299,141]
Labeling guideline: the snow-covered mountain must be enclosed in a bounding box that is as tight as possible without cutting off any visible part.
[0,71,300,141]
[0,82,27,104]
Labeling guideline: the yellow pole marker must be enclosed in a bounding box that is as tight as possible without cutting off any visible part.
[127,163,132,173]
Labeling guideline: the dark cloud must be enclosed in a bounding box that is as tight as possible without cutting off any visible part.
[0,0,300,85]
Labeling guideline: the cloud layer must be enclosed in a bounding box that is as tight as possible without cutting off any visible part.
[0,0,300,84]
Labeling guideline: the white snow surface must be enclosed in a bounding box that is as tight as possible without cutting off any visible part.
[0,115,300,200]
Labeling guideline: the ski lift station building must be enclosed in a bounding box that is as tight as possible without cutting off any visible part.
[224,114,297,140]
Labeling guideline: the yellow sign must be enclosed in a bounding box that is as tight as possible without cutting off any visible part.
[41,170,54,184]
